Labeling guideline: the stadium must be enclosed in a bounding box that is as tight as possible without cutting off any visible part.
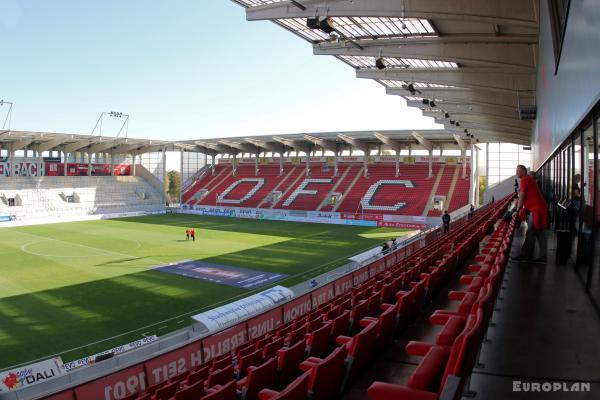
[0,1,599,400]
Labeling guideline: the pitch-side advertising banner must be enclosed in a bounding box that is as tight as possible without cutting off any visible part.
[64,336,158,371]
[218,156,470,165]
[191,286,293,333]
[0,357,66,392]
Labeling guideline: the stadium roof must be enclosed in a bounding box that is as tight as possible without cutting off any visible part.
[0,129,496,157]
[179,129,489,156]
[231,0,538,145]
[0,130,175,155]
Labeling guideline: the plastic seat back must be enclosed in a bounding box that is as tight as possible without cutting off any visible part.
[242,357,277,400]
[277,339,306,385]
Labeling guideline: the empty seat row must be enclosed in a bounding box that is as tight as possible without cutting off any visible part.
[367,209,516,400]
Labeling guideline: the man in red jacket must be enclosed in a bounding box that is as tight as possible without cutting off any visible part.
[514,165,549,262]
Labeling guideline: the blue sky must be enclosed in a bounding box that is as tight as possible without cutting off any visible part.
[0,0,440,140]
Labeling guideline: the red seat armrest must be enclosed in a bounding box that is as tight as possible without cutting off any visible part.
[258,389,279,400]
[405,341,435,357]
[360,317,377,327]
[367,382,438,400]
[447,291,466,301]
[336,335,352,345]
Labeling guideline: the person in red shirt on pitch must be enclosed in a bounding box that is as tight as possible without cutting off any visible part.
[514,165,549,262]
[185,229,190,241]
[190,228,196,242]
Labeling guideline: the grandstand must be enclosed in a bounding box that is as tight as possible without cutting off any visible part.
[182,152,472,217]
[2,1,600,400]
[0,176,164,221]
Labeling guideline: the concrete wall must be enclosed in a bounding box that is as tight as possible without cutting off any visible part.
[533,0,600,169]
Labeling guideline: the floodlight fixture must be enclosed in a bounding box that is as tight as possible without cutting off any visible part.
[0,99,14,129]
[319,17,335,33]
[422,99,430,105]
[450,120,455,125]
[306,17,319,29]
[429,100,436,108]
[92,110,130,138]
[375,57,386,70]
[444,112,450,119]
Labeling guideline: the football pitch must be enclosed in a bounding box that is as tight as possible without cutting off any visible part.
[0,214,413,369]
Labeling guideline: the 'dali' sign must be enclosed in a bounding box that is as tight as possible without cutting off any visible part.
[0,357,66,392]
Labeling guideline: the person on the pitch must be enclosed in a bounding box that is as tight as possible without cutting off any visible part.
[190,228,196,241]
[185,229,190,241]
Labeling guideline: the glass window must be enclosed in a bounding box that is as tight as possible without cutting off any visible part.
[574,124,593,270]
[592,113,600,299]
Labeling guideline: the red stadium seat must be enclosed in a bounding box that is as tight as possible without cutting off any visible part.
[258,372,309,400]
[174,380,205,400]
[237,357,277,400]
[201,380,237,400]
[263,336,285,359]
[151,381,179,400]
[299,344,347,400]
[207,365,234,389]
[336,318,380,386]
[276,339,307,385]
[304,321,332,358]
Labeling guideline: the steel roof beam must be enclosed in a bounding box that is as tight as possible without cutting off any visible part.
[303,134,340,153]
[245,0,537,29]
[411,132,433,152]
[33,138,70,153]
[8,139,33,152]
[357,68,535,93]
[407,100,518,119]
[316,36,537,71]
[387,87,528,109]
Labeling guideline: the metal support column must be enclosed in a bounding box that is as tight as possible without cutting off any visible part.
[279,152,284,176]
[485,143,489,190]
[63,151,68,177]
[180,149,184,207]
[110,150,115,176]
[462,149,467,179]
[395,149,400,177]
[428,149,433,178]
[306,152,310,177]
[9,149,14,176]
[87,150,92,176]
[162,149,167,206]
[334,151,338,177]
[255,153,259,176]
[37,150,43,177]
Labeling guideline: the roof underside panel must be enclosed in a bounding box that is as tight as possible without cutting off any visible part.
[338,55,459,69]
[275,17,436,42]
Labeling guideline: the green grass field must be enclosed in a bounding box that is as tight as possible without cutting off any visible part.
[0,214,412,369]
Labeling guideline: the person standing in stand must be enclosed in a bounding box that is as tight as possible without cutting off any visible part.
[513,165,549,262]
[442,210,451,233]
